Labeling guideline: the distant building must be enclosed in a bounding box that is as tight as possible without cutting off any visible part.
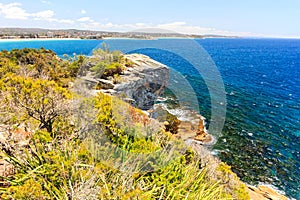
[2,36,17,39]
[39,36,48,39]
[47,31,54,38]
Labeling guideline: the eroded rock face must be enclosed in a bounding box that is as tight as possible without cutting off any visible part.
[109,54,169,110]
[81,54,169,110]
[80,54,170,110]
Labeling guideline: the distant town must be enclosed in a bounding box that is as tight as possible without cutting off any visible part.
[0,28,236,40]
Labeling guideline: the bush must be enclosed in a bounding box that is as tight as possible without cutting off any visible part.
[0,49,250,199]
[88,46,126,79]
[0,48,84,87]
[102,62,124,79]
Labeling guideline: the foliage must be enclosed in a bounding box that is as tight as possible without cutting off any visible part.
[124,58,135,68]
[90,61,109,78]
[112,74,122,84]
[164,112,181,134]
[216,162,250,200]
[1,131,97,199]
[102,62,123,78]
[1,129,232,200]
[139,158,232,200]
[0,48,84,86]
[88,44,125,79]
[94,92,159,152]
[152,107,181,134]
[0,75,72,134]
[0,48,250,199]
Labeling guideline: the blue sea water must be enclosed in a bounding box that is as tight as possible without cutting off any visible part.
[0,38,299,199]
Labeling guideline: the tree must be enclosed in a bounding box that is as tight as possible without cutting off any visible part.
[0,48,84,87]
[0,75,72,134]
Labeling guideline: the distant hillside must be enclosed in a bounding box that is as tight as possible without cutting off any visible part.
[0,27,236,39]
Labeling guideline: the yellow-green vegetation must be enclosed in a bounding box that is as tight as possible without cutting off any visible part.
[0,48,250,199]
[215,162,250,200]
[0,75,72,134]
[88,46,126,79]
[0,48,84,87]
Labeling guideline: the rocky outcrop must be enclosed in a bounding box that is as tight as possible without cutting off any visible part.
[194,116,212,143]
[114,54,169,110]
[149,105,180,134]
[247,185,288,200]
[81,54,169,110]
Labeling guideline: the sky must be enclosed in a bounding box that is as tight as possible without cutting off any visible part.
[0,0,299,38]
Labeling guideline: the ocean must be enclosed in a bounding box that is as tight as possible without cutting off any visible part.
[0,38,299,199]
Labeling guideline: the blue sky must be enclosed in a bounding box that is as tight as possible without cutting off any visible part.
[0,0,299,38]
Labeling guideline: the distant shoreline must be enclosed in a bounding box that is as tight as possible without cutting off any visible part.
[0,38,82,42]
[1,37,299,43]
[0,36,235,42]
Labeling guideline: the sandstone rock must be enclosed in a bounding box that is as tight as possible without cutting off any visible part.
[247,185,288,200]
[194,116,212,143]
[0,124,31,182]
[148,105,180,134]
[114,54,169,110]
[80,53,169,110]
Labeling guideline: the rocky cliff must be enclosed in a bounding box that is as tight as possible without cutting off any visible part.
[114,54,169,110]
[81,53,169,110]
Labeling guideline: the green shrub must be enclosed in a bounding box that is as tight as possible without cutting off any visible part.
[0,48,84,86]
[90,61,109,78]
[102,62,124,79]
[0,49,250,200]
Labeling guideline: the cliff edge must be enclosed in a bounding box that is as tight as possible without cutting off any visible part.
[81,53,169,110]
[114,54,169,110]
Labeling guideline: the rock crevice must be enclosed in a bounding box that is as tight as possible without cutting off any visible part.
[114,54,169,110]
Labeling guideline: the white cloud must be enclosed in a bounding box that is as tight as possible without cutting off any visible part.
[0,2,30,20]
[78,21,262,37]
[158,21,187,28]
[0,2,262,37]
[32,10,54,20]
[58,19,74,24]
[77,17,91,22]
[155,21,228,35]
[157,22,265,37]
[0,2,75,25]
